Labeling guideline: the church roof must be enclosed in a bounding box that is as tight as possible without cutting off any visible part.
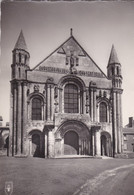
[14,30,28,51]
[108,45,120,65]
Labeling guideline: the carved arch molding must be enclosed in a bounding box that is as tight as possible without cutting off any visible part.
[55,120,90,139]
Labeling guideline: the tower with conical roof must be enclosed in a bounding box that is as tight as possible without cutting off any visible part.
[107,45,123,156]
[9,31,30,156]
[11,30,30,80]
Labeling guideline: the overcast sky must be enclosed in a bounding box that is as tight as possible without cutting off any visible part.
[1,1,134,126]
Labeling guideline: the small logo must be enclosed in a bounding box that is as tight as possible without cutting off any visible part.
[5,181,13,195]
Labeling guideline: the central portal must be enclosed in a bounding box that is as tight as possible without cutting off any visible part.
[64,131,79,155]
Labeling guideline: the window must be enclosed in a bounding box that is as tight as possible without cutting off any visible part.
[19,53,21,63]
[32,98,42,120]
[64,84,79,113]
[100,102,107,122]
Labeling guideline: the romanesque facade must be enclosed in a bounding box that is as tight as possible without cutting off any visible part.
[9,30,123,158]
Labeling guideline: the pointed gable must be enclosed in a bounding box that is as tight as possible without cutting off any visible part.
[14,30,28,51]
[33,35,107,79]
[108,45,120,65]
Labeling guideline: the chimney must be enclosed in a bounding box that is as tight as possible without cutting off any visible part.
[129,117,133,127]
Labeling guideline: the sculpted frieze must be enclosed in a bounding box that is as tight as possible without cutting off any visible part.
[39,66,104,78]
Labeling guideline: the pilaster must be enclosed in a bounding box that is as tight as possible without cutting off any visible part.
[17,81,22,155]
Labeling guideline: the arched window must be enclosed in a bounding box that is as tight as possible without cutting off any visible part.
[32,98,42,120]
[19,53,21,63]
[99,102,107,122]
[64,84,79,113]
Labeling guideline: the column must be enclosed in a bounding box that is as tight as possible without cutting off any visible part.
[46,84,51,121]
[9,84,13,156]
[117,92,121,153]
[93,89,96,122]
[45,131,48,158]
[13,84,17,155]
[29,138,32,156]
[113,91,117,154]
[50,85,54,121]
[92,130,95,156]
[22,82,27,155]
[59,88,62,113]
[96,130,101,156]
[90,89,93,121]
[17,82,22,155]
[119,92,123,153]
[48,130,54,158]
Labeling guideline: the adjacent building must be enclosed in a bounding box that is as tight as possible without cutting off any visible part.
[9,30,123,158]
[123,117,134,153]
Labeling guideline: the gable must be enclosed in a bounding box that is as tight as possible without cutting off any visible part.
[33,36,107,79]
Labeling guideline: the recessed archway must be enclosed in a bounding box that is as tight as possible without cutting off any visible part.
[64,131,79,155]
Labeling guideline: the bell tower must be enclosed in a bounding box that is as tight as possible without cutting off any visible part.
[107,45,123,156]
[9,30,30,157]
[11,30,30,80]
[107,45,122,88]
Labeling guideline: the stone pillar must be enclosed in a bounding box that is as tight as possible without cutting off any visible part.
[90,89,93,121]
[17,82,22,155]
[92,131,95,156]
[45,131,48,158]
[113,91,117,154]
[50,85,54,121]
[119,91,123,153]
[48,130,54,158]
[13,84,17,155]
[29,138,32,156]
[59,88,62,113]
[9,84,14,156]
[93,89,96,122]
[22,82,27,155]
[46,84,51,121]
[96,130,101,156]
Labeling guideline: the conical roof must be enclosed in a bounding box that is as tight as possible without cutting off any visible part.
[14,30,28,51]
[108,45,120,65]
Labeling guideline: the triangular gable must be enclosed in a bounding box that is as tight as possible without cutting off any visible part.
[33,36,107,79]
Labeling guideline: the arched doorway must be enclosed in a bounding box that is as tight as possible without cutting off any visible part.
[101,135,107,156]
[64,131,79,155]
[32,134,40,157]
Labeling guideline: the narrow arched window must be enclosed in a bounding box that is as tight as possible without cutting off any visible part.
[32,98,42,120]
[64,84,79,113]
[19,53,21,63]
[99,102,107,122]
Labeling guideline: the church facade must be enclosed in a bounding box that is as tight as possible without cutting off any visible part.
[9,30,123,158]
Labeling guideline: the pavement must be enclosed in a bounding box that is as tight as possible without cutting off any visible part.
[0,157,134,195]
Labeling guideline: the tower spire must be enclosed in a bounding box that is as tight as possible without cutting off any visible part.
[14,30,28,51]
[108,44,120,65]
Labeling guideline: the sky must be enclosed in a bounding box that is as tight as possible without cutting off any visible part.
[0,1,134,126]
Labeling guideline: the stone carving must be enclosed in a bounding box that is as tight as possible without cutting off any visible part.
[39,66,104,78]
[34,85,39,92]
[54,99,59,113]
[46,77,54,83]
[54,87,58,98]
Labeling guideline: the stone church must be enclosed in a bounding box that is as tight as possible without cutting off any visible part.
[9,29,123,158]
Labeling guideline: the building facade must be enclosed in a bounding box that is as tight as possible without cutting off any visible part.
[123,117,134,153]
[9,30,123,158]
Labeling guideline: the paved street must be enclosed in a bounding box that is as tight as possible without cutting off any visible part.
[0,157,134,195]
[73,163,134,195]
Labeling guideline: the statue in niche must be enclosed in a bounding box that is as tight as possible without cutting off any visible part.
[54,98,59,113]
[34,85,39,92]
[54,87,58,98]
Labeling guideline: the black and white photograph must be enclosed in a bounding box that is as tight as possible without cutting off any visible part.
[0,1,134,195]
